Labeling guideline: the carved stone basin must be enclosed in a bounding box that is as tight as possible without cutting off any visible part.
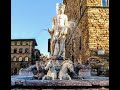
[11,77,109,87]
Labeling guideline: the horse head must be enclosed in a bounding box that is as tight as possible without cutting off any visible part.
[61,60,74,73]
[67,60,74,73]
[45,60,53,70]
[42,60,57,80]
[59,60,74,80]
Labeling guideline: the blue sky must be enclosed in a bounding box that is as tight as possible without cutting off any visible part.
[11,0,62,56]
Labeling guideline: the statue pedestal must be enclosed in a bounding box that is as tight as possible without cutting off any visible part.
[50,55,64,77]
[78,69,91,77]
[78,65,91,77]
[50,55,64,66]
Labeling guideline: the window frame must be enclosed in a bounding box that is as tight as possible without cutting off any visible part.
[20,41,22,45]
[19,48,23,53]
[19,57,23,61]
[25,57,29,61]
[101,0,108,7]
[25,48,29,53]
[26,42,29,45]
[13,56,17,61]
[14,48,17,53]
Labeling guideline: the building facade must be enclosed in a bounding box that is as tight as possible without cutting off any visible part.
[64,0,109,64]
[11,39,39,75]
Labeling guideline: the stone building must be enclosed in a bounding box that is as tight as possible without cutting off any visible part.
[64,0,109,64]
[11,39,40,75]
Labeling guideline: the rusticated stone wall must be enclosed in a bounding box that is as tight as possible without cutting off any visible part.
[64,0,109,63]
[78,7,109,63]
[88,7,109,52]
[86,0,101,6]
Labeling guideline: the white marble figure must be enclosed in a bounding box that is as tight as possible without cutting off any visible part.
[58,59,74,80]
[42,60,57,80]
[48,3,68,58]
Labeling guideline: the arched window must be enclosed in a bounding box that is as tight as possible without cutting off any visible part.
[19,48,23,53]
[101,0,108,7]
[19,57,23,61]
[13,56,17,61]
[25,57,29,61]
[25,48,29,53]
[14,48,17,53]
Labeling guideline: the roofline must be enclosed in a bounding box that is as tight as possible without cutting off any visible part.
[11,39,37,46]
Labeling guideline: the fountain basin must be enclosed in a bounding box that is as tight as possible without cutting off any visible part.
[82,76,109,80]
[11,79,109,87]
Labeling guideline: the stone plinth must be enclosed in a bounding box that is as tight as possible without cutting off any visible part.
[79,69,91,77]
[78,65,91,77]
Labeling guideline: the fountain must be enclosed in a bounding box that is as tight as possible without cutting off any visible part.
[11,3,109,90]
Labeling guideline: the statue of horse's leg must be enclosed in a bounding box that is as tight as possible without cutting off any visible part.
[52,77,54,80]
[52,73,55,80]
[42,75,46,80]
[59,75,63,80]
[58,73,62,80]
[54,72,57,80]
[60,77,62,80]
[68,75,71,80]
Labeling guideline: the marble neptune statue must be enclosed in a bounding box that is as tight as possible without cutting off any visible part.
[48,3,68,59]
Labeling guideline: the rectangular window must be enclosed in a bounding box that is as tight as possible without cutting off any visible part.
[11,42,15,45]
[17,41,21,45]
[15,41,17,45]
[22,41,26,45]
[19,48,23,53]
[20,41,22,45]
[14,48,17,53]
[102,0,108,7]
[26,42,29,45]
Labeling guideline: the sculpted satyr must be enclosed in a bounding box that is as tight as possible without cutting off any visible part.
[48,3,68,59]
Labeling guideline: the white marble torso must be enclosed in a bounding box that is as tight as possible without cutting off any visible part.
[57,14,67,28]
[52,14,67,40]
